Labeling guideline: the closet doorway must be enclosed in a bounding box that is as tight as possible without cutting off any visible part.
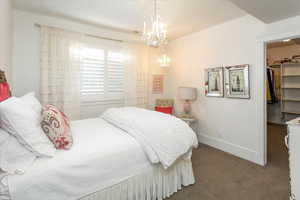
[265,38,300,168]
[267,39,300,124]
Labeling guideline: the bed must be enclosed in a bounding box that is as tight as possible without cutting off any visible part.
[0,107,198,200]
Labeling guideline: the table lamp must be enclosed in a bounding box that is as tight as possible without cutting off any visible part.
[178,87,197,118]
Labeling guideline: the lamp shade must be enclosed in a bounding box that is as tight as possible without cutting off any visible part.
[178,87,197,100]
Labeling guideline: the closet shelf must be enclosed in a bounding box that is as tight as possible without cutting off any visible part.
[282,98,300,102]
[282,63,300,67]
[282,111,300,115]
[280,62,300,121]
[281,87,300,89]
[283,75,300,77]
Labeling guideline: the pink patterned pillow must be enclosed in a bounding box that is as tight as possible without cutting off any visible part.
[41,105,73,150]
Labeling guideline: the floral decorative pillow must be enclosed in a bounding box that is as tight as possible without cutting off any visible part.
[41,105,73,150]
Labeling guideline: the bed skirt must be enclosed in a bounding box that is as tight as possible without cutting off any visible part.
[0,159,195,200]
[79,159,195,200]
[0,173,10,200]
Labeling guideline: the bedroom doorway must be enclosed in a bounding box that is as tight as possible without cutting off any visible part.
[262,34,300,166]
[264,39,300,171]
[266,39,300,124]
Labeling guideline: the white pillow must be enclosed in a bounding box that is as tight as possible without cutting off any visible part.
[0,128,36,174]
[20,92,42,118]
[0,96,56,157]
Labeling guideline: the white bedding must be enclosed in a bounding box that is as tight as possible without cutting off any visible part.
[6,118,152,200]
[102,107,198,168]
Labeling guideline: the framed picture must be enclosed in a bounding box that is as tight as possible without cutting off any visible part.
[224,64,250,99]
[152,74,164,94]
[205,67,224,97]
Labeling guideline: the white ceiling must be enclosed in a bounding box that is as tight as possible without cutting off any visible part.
[228,0,300,23]
[13,0,247,39]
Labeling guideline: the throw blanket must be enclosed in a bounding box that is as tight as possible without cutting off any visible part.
[101,107,198,168]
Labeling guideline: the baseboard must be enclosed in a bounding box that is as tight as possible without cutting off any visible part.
[198,133,263,165]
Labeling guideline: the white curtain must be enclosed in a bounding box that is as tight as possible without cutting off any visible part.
[123,43,149,108]
[40,26,83,120]
[40,25,150,119]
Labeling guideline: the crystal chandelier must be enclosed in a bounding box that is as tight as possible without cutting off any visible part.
[157,44,171,67]
[143,0,167,47]
[158,53,171,67]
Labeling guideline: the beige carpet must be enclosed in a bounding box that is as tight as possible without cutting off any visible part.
[168,124,289,200]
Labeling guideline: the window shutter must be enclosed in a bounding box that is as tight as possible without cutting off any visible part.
[81,48,105,96]
[107,51,124,94]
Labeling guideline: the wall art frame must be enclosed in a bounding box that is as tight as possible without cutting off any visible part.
[205,67,224,97]
[224,64,250,99]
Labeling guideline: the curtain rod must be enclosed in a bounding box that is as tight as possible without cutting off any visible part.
[34,23,127,43]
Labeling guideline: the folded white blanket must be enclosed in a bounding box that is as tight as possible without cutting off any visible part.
[101,107,198,168]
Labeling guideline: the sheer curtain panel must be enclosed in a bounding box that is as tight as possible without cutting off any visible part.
[40,26,83,120]
[123,43,149,108]
[40,25,150,119]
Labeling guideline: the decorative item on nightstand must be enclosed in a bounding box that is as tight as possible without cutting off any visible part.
[0,69,11,102]
[178,87,197,118]
[155,99,174,115]
[178,117,197,127]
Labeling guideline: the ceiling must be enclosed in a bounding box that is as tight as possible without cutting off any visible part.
[13,0,300,39]
[13,0,246,39]
[228,0,300,23]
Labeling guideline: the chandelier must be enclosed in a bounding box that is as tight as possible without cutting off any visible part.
[157,44,171,67]
[158,53,171,67]
[142,0,167,47]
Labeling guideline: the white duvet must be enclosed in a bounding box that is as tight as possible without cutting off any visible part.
[102,107,198,169]
[7,118,151,200]
[6,108,198,200]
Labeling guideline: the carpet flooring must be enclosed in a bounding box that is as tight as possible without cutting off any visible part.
[169,123,289,200]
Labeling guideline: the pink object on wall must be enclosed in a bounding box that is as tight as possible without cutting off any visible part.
[0,82,11,102]
[152,75,164,94]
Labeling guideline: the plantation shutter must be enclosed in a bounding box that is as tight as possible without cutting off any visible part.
[107,51,124,94]
[80,40,125,118]
[81,48,105,96]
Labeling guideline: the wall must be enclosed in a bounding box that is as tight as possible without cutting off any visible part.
[168,15,266,164]
[268,44,300,63]
[168,14,300,165]
[0,0,13,80]
[147,47,172,109]
[12,10,141,98]
[265,15,300,37]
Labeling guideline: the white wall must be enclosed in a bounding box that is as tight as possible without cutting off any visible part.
[0,0,13,80]
[168,13,300,165]
[168,15,267,164]
[12,10,141,97]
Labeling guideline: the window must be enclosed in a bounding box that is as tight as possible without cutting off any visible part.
[80,46,124,101]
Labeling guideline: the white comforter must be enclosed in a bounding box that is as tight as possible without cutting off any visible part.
[7,118,151,200]
[102,107,198,169]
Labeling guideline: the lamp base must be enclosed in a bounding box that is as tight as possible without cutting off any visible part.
[181,100,193,119]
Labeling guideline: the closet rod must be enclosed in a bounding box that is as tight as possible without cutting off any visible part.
[34,23,125,43]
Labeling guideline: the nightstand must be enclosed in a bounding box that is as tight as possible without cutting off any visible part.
[177,116,197,127]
